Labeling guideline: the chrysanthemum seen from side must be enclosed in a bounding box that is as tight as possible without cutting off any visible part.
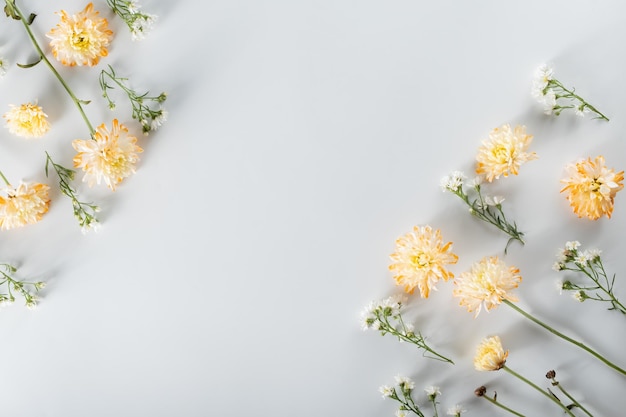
[475,124,537,182]
[453,256,521,317]
[72,119,143,190]
[389,225,458,298]
[560,156,624,220]
[0,181,51,230]
[474,336,508,371]
[3,103,50,138]
[47,3,113,67]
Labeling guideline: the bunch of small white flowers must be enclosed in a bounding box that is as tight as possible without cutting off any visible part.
[0,263,45,309]
[440,171,524,253]
[99,65,168,135]
[531,64,609,121]
[361,295,453,363]
[553,241,625,314]
[105,0,157,41]
[380,378,461,417]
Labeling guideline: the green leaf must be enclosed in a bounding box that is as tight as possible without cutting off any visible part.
[17,57,42,68]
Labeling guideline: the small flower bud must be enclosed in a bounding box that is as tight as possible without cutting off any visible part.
[474,386,487,397]
[546,370,556,379]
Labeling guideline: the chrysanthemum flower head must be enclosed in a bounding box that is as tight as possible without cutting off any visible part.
[3,103,50,138]
[560,156,624,220]
[47,3,113,67]
[0,182,51,230]
[474,335,508,371]
[453,256,522,317]
[475,124,538,182]
[389,225,458,298]
[72,119,143,190]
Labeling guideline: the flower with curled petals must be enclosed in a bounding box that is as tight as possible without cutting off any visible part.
[47,3,113,67]
[389,226,458,298]
[560,156,624,220]
[475,124,537,182]
[474,335,508,371]
[3,103,50,138]
[453,256,521,317]
[72,119,143,190]
[0,182,51,230]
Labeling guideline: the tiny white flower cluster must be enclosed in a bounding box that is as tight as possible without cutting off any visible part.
[446,404,466,416]
[440,171,466,192]
[531,64,557,115]
[360,294,407,331]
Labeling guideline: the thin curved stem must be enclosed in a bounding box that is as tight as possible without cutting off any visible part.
[503,300,626,376]
[503,366,575,417]
[480,394,526,417]
[10,1,95,135]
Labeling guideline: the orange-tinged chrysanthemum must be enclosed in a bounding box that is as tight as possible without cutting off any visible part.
[3,103,50,138]
[453,256,521,317]
[0,182,51,230]
[474,336,508,371]
[476,124,538,182]
[389,225,458,298]
[47,3,113,67]
[560,156,624,220]
[72,119,143,190]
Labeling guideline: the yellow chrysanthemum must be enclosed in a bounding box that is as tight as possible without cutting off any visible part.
[474,336,508,371]
[560,156,624,220]
[475,124,538,182]
[3,103,50,138]
[47,3,113,67]
[389,225,458,298]
[72,119,143,191]
[0,182,51,230]
[453,256,521,317]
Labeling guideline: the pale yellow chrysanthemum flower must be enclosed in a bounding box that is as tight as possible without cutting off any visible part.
[475,124,538,182]
[47,3,113,67]
[561,156,624,220]
[72,119,143,191]
[453,256,521,317]
[474,335,508,371]
[389,225,458,298]
[0,182,51,230]
[3,103,50,138]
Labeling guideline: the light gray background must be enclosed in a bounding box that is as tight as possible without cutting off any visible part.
[1,0,625,416]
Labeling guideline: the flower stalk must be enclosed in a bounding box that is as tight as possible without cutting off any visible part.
[474,386,525,417]
[546,370,594,417]
[503,300,626,376]
[5,0,95,135]
[361,295,454,363]
[555,242,626,315]
[441,172,524,253]
[0,263,45,308]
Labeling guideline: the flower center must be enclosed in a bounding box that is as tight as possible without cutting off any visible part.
[71,31,91,50]
[411,252,431,269]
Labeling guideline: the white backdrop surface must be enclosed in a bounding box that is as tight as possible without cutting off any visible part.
[1,0,626,416]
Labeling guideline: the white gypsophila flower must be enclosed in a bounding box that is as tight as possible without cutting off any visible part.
[379,385,394,398]
[447,404,466,416]
[130,14,157,41]
[440,171,466,192]
[395,410,408,417]
[424,385,441,397]
[540,89,557,114]
[553,262,565,272]
[395,375,414,390]
[484,195,505,206]
[575,105,590,118]
[150,108,167,131]
[586,248,602,261]
[575,252,590,264]
[531,64,554,96]
[555,278,564,294]
[403,323,415,335]
[573,291,585,302]
[466,176,483,188]
[565,241,581,251]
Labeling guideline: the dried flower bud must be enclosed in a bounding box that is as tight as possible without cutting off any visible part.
[474,386,487,397]
[546,370,556,379]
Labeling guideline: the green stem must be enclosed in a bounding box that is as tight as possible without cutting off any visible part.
[550,381,594,417]
[503,300,626,376]
[480,394,526,417]
[551,79,609,121]
[10,1,95,135]
[0,170,10,186]
[503,366,575,416]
